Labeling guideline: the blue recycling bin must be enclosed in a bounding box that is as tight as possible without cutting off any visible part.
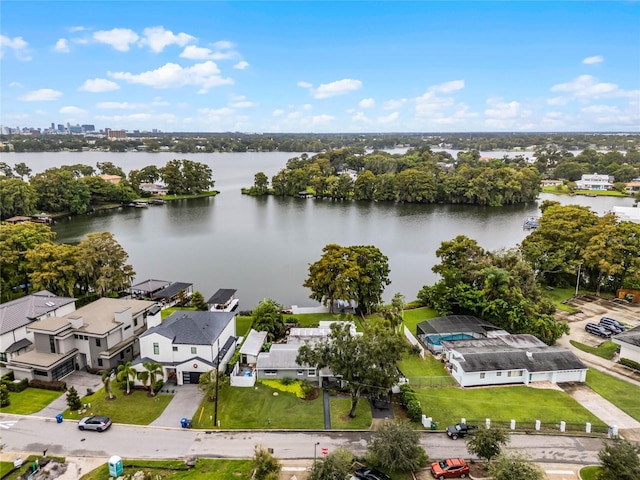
[55,414,63,423]
[180,417,188,428]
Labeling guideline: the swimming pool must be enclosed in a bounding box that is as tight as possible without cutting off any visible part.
[425,333,476,347]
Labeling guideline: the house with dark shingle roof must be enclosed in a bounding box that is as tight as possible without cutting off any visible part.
[612,325,640,365]
[134,310,238,386]
[441,334,587,387]
[0,291,76,363]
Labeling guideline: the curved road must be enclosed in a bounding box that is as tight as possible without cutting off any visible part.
[0,414,603,464]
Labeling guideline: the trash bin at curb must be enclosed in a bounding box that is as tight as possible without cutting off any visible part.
[55,414,63,423]
[185,419,192,429]
[180,417,188,428]
[430,421,437,430]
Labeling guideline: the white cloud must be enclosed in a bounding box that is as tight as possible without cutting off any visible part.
[20,89,63,101]
[272,109,284,117]
[213,40,233,50]
[68,26,86,32]
[314,79,362,99]
[79,78,120,92]
[351,112,371,123]
[59,106,87,115]
[383,98,406,110]
[308,114,334,125]
[359,98,375,108]
[377,112,399,123]
[141,26,195,53]
[109,61,233,92]
[581,105,619,114]
[95,113,177,124]
[582,55,603,65]
[415,91,455,117]
[9,81,23,88]
[297,81,313,88]
[0,34,31,60]
[429,79,465,93]
[93,28,139,51]
[230,100,257,108]
[551,75,619,99]
[484,97,531,129]
[233,60,249,70]
[180,45,215,60]
[54,38,70,53]
[302,104,312,110]
[96,101,140,110]
[547,96,567,106]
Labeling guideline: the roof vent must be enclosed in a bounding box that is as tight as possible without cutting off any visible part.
[45,301,55,307]
[526,351,533,360]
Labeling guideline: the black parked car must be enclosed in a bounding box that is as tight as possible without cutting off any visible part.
[585,322,612,338]
[446,423,477,440]
[354,467,392,480]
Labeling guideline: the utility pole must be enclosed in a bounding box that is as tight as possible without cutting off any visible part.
[575,263,582,296]
[214,338,220,427]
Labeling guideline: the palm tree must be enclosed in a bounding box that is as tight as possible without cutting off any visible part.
[137,370,150,393]
[116,361,137,395]
[101,370,115,400]
[143,361,164,397]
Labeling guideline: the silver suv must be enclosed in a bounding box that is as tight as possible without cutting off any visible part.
[599,317,625,335]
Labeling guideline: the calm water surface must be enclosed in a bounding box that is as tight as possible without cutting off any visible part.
[8,152,635,309]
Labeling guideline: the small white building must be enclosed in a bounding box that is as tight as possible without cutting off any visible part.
[612,326,640,364]
[135,310,237,386]
[611,206,640,224]
[575,173,614,191]
[442,334,587,387]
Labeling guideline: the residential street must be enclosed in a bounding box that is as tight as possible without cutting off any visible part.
[0,413,605,463]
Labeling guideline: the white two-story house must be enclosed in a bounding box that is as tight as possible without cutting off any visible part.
[134,310,238,386]
[7,298,159,381]
[0,291,76,363]
[575,173,614,191]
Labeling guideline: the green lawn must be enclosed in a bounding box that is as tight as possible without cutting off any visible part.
[541,186,629,197]
[329,397,372,429]
[411,385,607,429]
[80,459,252,480]
[236,315,253,336]
[579,465,600,480]
[586,369,640,421]
[0,387,62,415]
[192,382,324,429]
[397,352,448,378]
[569,340,618,360]
[61,384,172,425]
[0,462,15,478]
[401,307,438,334]
[541,287,582,313]
[161,306,196,319]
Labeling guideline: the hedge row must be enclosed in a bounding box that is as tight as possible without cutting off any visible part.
[399,383,423,422]
[29,379,67,391]
[619,357,640,371]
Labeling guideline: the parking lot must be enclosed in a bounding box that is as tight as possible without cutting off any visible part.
[559,295,639,346]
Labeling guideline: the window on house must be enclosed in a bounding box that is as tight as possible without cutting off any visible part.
[134,318,138,326]
[173,346,178,352]
[153,343,159,355]
[0,352,7,362]
[124,325,131,331]
[508,370,523,377]
[265,370,277,376]
[120,352,124,359]
[307,369,316,376]
[496,372,502,377]
[98,359,103,367]
[49,336,56,354]
[479,373,486,379]
[297,370,304,376]
[74,334,78,339]
[34,370,48,377]
[96,338,101,347]
[191,347,197,354]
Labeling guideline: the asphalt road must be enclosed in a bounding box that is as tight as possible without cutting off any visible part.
[0,414,603,464]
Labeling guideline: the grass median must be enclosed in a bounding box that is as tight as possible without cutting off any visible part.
[586,368,640,421]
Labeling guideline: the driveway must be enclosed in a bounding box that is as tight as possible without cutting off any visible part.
[149,384,204,428]
[33,370,104,419]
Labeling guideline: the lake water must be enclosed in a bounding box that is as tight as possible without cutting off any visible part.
[6,152,636,310]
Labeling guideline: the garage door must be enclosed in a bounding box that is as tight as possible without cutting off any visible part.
[182,371,202,384]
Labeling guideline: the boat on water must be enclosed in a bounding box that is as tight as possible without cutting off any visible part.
[523,217,539,229]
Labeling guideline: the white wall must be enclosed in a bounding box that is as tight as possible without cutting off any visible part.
[140,332,174,362]
[619,344,640,364]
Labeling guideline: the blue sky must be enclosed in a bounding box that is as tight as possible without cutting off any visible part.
[1,1,639,133]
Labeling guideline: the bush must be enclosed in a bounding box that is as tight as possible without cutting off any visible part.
[280,377,295,385]
[153,380,164,393]
[619,358,640,371]
[406,399,423,422]
[2,377,29,392]
[86,388,94,396]
[399,383,417,404]
[29,379,66,391]
[2,371,15,382]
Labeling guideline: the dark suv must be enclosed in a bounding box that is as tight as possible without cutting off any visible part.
[585,322,611,338]
[446,423,477,440]
[599,317,625,335]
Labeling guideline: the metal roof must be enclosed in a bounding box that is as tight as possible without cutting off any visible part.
[129,279,171,295]
[240,329,268,356]
[0,290,76,335]
[416,315,505,336]
[207,289,237,305]
[151,282,193,299]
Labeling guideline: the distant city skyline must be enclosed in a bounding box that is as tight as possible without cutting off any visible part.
[2,1,639,133]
